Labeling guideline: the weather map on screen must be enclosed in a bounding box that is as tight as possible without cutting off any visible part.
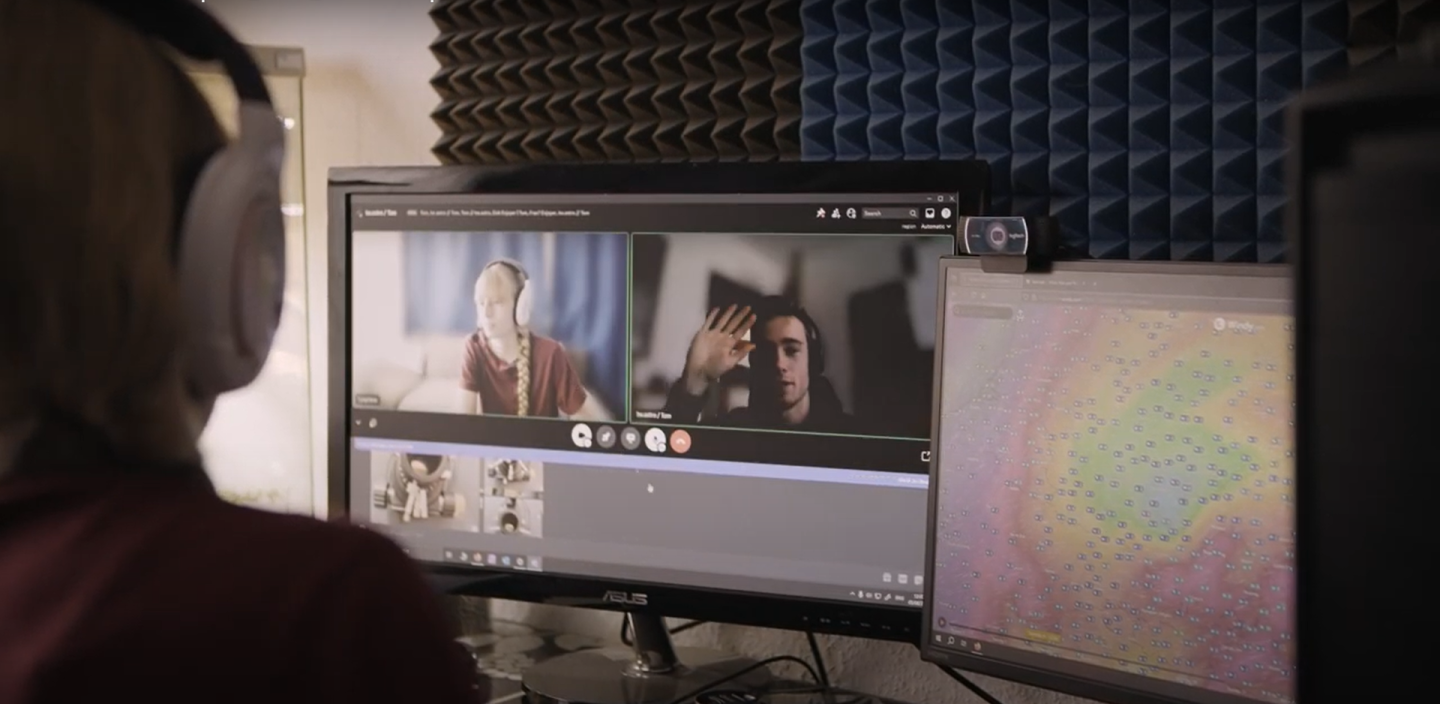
[932,296,1295,702]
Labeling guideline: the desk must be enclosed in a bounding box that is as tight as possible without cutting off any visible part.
[458,621,608,703]
[457,621,903,704]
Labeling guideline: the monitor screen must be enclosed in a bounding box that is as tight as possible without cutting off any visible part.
[344,189,960,619]
[923,259,1295,704]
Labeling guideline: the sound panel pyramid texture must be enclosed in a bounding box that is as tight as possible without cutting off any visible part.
[1348,0,1440,68]
[427,0,804,163]
[797,0,1349,262]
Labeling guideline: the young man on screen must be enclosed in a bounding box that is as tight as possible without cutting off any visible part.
[460,260,607,420]
[664,297,857,433]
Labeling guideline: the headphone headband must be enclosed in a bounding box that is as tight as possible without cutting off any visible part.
[81,0,271,104]
[484,257,529,283]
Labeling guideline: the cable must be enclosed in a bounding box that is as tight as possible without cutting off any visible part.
[670,620,706,636]
[936,664,1005,704]
[620,618,708,647]
[804,631,831,691]
[664,655,822,704]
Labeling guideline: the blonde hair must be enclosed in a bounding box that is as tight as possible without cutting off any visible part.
[479,261,533,417]
[516,331,532,417]
[0,0,228,466]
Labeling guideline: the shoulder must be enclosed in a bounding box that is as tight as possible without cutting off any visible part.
[527,333,568,362]
[205,501,409,573]
[462,331,485,357]
[192,503,428,620]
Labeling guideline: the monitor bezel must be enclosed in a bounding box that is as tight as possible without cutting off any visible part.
[920,255,1293,704]
[327,162,989,644]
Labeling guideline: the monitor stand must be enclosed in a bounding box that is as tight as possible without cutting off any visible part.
[522,612,769,704]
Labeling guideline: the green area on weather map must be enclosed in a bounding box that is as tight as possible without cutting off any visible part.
[1044,339,1285,548]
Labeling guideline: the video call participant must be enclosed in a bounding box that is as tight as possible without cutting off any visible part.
[665,297,858,433]
[377,454,465,523]
[0,1,480,701]
[461,259,605,420]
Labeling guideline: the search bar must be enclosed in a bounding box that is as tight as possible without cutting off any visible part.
[860,207,920,220]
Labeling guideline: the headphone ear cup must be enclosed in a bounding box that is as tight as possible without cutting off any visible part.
[808,318,826,375]
[176,146,285,396]
[514,280,534,328]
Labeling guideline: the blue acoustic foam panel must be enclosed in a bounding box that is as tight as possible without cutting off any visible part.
[427,0,804,163]
[798,0,1350,262]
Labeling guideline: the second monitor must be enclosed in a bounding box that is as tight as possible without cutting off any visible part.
[923,258,1295,704]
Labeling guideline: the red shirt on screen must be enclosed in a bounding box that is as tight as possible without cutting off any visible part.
[0,467,483,704]
[461,331,588,417]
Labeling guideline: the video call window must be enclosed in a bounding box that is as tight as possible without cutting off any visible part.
[352,226,955,451]
[351,230,629,422]
[630,233,953,440]
[344,191,959,609]
[929,264,1295,704]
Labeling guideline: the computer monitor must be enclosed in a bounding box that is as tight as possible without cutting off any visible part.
[922,257,1295,704]
[1286,64,1440,703]
[327,163,989,704]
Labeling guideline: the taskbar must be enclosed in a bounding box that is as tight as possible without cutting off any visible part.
[424,546,922,613]
[925,626,1289,704]
[350,408,929,475]
[441,547,544,573]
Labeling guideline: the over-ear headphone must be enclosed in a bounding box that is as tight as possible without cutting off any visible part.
[482,258,533,328]
[82,0,287,397]
[794,306,827,376]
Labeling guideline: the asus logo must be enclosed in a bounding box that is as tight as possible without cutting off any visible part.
[603,590,649,606]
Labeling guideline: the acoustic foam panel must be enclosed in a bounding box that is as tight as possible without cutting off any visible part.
[428,1,1389,263]
[427,0,804,163]
[797,0,1350,262]
[1348,0,1440,67]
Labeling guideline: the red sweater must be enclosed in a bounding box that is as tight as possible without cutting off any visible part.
[0,467,483,704]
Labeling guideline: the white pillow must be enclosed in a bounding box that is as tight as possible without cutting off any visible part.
[353,362,421,409]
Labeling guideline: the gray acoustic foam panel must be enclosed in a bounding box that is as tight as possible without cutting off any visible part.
[797,0,1351,262]
[427,0,804,163]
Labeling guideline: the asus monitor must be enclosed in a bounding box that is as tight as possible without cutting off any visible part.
[327,162,988,704]
[922,257,1295,704]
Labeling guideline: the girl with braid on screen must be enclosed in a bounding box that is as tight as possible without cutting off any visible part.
[460,259,607,419]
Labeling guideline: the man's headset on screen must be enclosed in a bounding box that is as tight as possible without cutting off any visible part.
[83,0,287,399]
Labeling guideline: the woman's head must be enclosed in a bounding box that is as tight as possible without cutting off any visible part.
[0,0,228,469]
[473,262,525,340]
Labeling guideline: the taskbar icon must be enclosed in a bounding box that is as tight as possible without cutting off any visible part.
[444,548,543,572]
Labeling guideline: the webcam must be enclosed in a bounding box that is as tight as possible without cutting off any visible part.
[960,215,1057,273]
[962,217,1031,256]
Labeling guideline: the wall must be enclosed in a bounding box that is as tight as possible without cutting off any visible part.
[637,235,788,388]
[203,2,1095,702]
[350,231,418,374]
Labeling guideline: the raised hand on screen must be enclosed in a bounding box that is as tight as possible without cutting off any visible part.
[682,304,756,395]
